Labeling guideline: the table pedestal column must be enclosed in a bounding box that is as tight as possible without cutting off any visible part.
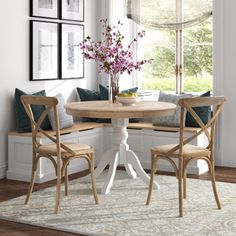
[83,118,159,194]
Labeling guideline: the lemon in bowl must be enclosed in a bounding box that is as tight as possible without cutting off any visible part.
[116,92,141,106]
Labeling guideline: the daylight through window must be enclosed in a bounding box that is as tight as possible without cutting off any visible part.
[127,0,213,93]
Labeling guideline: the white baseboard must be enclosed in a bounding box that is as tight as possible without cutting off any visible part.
[7,160,100,184]
[7,163,89,184]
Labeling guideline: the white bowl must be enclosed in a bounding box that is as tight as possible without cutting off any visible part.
[116,96,141,106]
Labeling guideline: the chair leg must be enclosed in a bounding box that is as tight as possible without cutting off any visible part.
[25,154,38,205]
[209,161,221,209]
[64,165,69,197]
[89,154,99,204]
[178,160,183,217]
[55,156,61,214]
[146,154,157,205]
[183,167,187,199]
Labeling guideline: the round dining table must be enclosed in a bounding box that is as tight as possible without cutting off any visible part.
[65,100,176,194]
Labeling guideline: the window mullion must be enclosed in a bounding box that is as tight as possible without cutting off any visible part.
[175,29,179,94]
[176,0,184,94]
[179,29,183,94]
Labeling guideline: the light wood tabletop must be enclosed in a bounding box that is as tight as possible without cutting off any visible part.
[64,100,176,119]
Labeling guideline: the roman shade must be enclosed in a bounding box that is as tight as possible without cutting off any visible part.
[127,0,212,30]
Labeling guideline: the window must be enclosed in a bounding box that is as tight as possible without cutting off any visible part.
[138,27,176,92]
[183,19,212,92]
[129,0,213,93]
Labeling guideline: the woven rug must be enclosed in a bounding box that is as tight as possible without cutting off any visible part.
[0,170,236,236]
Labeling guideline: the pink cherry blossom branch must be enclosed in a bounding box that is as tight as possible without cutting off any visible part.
[79,19,152,76]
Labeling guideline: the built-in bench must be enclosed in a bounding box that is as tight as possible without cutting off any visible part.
[8,122,104,138]
[7,122,208,183]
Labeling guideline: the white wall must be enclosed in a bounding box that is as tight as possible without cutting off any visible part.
[0,0,98,179]
[214,0,236,167]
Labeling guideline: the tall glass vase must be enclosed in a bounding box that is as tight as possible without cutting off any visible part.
[109,73,120,103]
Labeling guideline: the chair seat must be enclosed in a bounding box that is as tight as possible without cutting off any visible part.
[38,142,93,157]
[151,144,210,158]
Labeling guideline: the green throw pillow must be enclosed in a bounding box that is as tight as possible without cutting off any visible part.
[76,87,100,101]
[76,87,100,122]
[14,88,51,132]
[185,91,211,127]
[77,86,110,123]
[99,84,109,100]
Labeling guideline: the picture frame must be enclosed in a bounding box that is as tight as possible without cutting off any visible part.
[61,0,84,22]
[30,20,59,81]
[60,23,84,79]
[30,0,58,19]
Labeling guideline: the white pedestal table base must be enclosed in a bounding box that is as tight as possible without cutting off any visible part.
[82,118,159,194]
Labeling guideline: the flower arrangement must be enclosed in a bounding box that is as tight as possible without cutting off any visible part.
[80,19,152,103]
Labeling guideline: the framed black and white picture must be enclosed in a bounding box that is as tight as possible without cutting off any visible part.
[30,21,59,81]
[30,0,58,19]
[61,0,84,21]
[60,23,84,79]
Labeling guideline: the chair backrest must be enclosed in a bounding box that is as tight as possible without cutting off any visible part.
[20,95,75,155]
[167,96,226,157]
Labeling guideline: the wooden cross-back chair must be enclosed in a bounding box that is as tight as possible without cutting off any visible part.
[146,96,226,217]
[20,95,99,213]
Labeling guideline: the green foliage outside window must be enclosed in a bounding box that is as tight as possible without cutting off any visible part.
[140,19,213,92]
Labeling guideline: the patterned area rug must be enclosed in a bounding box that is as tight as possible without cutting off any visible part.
[0,171,236,236]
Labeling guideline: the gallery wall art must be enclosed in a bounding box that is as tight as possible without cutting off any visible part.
[61,0,84,21]
[31,0,58,19]
[61,23,84,79]
[30,20,59,81]
[29,0,84,81]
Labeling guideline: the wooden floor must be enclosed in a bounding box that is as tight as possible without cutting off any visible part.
[0,166,236,236]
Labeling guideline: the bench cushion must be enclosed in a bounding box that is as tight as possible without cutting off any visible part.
[8,122,104,138]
